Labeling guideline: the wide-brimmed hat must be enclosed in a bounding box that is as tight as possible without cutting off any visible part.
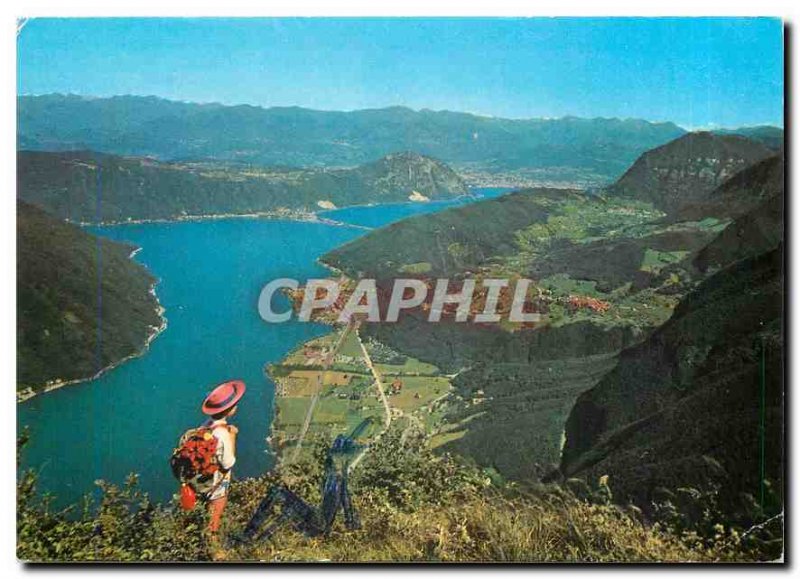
[202,380,246,415]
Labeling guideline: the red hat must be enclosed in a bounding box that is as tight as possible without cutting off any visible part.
[202,380,246,415]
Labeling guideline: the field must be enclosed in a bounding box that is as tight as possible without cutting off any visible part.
[429,430,467,449]
[388,376,450,411]
[269,326,457,462]
[337,328,364,358]
[374,357,440,376]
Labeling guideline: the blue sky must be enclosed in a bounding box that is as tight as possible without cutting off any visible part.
[17,17,783,128]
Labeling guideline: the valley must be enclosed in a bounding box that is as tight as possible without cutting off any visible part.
[15,17,786,564]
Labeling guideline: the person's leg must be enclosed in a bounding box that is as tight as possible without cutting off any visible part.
[207,495,229,561]
[207,495,228,533]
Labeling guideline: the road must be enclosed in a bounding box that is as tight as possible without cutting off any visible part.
[358,328,391,429]
[348,325,393,471]
[287,320,355,464]
[286,318,446,472]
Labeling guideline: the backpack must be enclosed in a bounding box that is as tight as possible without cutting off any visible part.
[169,426,222,495]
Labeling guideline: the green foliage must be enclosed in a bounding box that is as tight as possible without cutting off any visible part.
[650,483,784,561]
[362,338,407,365]
[640,249,690,274]
[513,197,662,256]
[18,430,768,562]
[18,468,209,562]
[351,430,488,512]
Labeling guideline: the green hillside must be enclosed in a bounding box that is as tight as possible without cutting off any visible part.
[17,200,162,391]
[559,158,784,549]
[17,150,468,223]
[317,135,783,552]
[608,132,774,213]
[324,188,583,278]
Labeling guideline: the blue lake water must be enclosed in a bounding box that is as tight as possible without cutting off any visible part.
[17,188,512,507]
[321,187,512,228]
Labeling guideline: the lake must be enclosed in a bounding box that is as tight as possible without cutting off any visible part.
[17,188,511,507]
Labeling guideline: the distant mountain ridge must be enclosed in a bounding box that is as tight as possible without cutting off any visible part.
[17,149,468,223]
[19,94,691,182]
[713,125,784,150]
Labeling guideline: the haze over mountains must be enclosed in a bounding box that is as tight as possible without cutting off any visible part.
[17,94,696,183]
[19,94,784,189]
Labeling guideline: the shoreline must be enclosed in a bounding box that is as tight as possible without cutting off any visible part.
[75,188,496,231]
[316,191,480,213]
[77,210,373,230]
[16,282,168,404]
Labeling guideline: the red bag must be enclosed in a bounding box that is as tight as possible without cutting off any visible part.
[180,483,197,510]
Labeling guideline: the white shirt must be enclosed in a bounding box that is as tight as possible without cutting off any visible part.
[206,419,236,499]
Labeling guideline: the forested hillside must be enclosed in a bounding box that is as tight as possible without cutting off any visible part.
[17,200,162,391]
[18,150,468,223]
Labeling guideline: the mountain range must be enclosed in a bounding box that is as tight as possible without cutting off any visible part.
[18,94,694,182]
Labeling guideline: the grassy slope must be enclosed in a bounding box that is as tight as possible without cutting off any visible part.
[17,200,161,387]
[18,430,751,562]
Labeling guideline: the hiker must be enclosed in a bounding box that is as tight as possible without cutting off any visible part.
[200,380,246,537]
